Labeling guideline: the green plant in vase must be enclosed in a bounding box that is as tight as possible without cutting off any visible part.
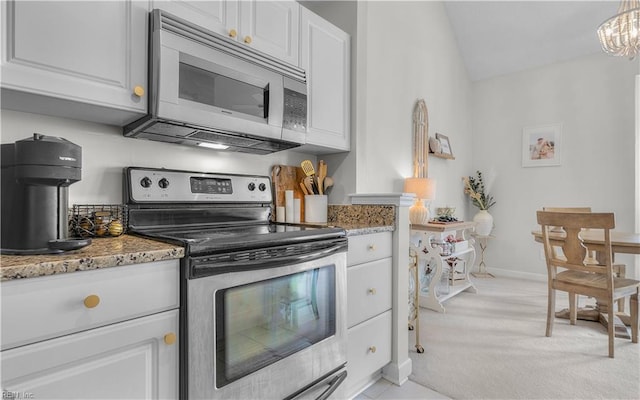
[462,171,496,235]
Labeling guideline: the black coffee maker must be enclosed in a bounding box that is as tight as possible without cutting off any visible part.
[1,134,91,254]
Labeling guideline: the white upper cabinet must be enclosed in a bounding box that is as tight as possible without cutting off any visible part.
[299,6,351,153]
[0,1,149,126]
[151,0,235,37]
[152,0,299,66]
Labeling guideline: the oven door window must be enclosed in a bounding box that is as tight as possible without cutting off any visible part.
[215,265,336,388]
[179,62,268,119]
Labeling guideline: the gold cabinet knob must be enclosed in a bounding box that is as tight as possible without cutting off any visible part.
[367,244,376,251]
[83,294,100,309]
[244,36,252,44]
[133,86,145,97]
[368,346,377,353]
[367,288,377,295]
[164,332,177,345]
[229,29,237,38]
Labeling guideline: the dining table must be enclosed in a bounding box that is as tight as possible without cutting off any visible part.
[531,228,640,339]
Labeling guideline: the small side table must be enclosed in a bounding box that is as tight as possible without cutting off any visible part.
[471,234,494,278]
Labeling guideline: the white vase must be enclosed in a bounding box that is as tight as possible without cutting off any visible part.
[473,210,493,236]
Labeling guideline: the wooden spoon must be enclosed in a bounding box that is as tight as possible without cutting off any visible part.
[323,176,334,193]
[299,181,309,195]
[303,176,315,195]
[317,160,326,195]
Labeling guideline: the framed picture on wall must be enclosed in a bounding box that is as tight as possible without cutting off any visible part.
[436,133,453,157]
[522,123,562,167]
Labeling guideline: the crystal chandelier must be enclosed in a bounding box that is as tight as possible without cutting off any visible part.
[597,0,640,59]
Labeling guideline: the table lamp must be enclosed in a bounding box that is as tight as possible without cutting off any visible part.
[404,177,436,225]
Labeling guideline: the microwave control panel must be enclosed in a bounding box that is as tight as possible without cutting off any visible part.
[283,88,307,133]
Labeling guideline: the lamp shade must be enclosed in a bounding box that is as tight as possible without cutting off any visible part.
[404,177,436,200]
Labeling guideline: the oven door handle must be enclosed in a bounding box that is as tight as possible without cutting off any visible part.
[191,239,347,277]
[286,369,347,400]
[316,370,347,400]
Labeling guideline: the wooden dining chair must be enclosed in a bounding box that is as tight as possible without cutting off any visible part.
[542,207,627,312]
[537,211,639,358]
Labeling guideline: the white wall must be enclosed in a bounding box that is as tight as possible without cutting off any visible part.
[0,109,314,205]
[472,54,639,279]
[354,1,473,214]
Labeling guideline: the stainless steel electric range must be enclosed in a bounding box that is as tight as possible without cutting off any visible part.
[124,167,348,400]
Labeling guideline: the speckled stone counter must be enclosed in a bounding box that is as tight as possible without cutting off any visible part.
[0,204,393,281]
[328,204,395,236]
[0,235,184,281]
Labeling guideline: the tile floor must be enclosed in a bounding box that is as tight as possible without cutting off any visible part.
[353,379,451,400]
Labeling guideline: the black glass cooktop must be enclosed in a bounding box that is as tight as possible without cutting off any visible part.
[132,223,345,255]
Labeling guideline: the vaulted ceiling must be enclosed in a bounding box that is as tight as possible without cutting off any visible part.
[444,1,623,81]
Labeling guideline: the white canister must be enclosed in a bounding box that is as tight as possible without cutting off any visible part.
[304,195,328,224]
[285,190,294,223]
[293,198,301,223]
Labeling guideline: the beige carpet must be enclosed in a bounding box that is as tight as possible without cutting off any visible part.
[409,276,640,399]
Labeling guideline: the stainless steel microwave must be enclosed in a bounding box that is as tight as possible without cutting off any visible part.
[124,9,307,154]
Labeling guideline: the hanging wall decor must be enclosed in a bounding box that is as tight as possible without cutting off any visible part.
[404,99,437,225]
[522,123,562,167]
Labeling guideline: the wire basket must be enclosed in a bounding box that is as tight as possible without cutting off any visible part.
[69,204,128,238]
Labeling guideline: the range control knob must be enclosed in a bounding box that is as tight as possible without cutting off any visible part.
[258,183,267,191]
[248,182,256,191]
[158,178,170,189]
[140,177,152,188]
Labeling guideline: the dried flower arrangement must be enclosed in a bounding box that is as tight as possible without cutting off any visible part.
[462,171,496,211]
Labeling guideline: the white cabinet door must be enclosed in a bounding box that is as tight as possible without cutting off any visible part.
[1,310,179,400]
[151,0,298,65]
[238,1,299,65]
[0,1,148,125]
[300,7,350,153]
[346,311,392,392]
[151,0,238,38]
[347,258,393,328]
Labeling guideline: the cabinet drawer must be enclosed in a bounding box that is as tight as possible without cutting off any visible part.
[347,232,392,266]
[1,260,179,350]
[347,258,392,328]
[347,311,391,386]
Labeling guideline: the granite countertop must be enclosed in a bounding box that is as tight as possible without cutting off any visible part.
[0,235,184,281]
[1,203,396,282]
[337,223,394,236]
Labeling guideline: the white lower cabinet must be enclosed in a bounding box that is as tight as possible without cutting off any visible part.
[0,260,180,400]
[1,310,179,399]
[345,232,393,398]
[347,311,392,386]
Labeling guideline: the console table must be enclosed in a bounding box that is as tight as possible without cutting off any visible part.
[409,222,477,312]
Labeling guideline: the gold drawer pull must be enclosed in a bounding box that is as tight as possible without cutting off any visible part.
[244,36,252,44]
[133,85,145,97]
[368,288,377,295]
[367,244,376,251]
[368,346,377,353]
[229,29,237,38]
[83,294,100,309]
[164,332,177,345]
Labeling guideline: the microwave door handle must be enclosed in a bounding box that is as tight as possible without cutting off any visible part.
[315,370,347,400]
